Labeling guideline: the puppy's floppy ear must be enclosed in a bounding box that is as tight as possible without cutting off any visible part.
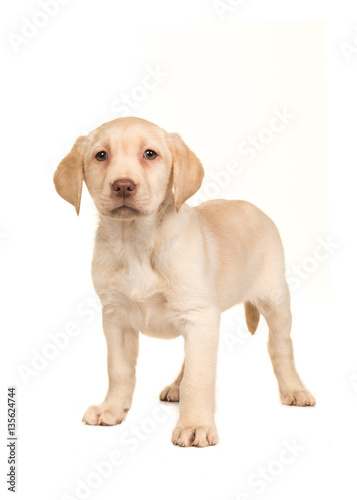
[53,136,86,215]
[168,133,204,212]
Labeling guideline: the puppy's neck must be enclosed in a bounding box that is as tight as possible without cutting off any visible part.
[98,192,189,252]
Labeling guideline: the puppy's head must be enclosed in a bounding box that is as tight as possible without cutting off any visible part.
[54,117,204,219]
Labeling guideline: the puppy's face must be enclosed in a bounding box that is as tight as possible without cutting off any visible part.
[84,118,173,219]
[54,117,204,218]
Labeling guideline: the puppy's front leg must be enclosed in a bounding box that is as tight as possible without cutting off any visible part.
[83,308,139,426]
[172,310,220,447]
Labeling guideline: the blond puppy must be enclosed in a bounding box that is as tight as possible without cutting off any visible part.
[54,117,315,447]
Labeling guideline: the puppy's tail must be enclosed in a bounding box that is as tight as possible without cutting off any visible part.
[244,302,260,335]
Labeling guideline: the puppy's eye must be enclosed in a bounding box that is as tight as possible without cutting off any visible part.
[143,149,158,160]
[95,151,108,161]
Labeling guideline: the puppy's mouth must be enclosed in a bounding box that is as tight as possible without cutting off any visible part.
[109,204,142,219]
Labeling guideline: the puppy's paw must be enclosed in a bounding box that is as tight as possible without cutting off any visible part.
[160,384,180,402]
[281,389,316,407]
[172,423,218,447]
[82,403,129,426]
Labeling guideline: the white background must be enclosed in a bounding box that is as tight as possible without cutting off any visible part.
[1,1,357,499]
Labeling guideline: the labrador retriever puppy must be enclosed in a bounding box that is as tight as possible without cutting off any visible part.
[54,117,315,447]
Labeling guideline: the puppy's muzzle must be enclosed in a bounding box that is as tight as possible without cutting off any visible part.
[112,179,136,198]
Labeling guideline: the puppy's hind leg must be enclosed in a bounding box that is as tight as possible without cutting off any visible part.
[257,286,316,407]
[160,361,185,402]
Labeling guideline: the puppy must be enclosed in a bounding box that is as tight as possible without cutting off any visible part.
[54,117,315,447]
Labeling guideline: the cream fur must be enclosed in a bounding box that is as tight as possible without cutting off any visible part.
[54,117,315,447]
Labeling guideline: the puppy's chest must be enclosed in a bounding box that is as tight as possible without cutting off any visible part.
[93,239,184,336]
[99,256,175,334]
[111,260,164,301]
[94,246,168,307]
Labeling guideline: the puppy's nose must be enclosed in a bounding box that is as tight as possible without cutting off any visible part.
[111,179,136,198]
